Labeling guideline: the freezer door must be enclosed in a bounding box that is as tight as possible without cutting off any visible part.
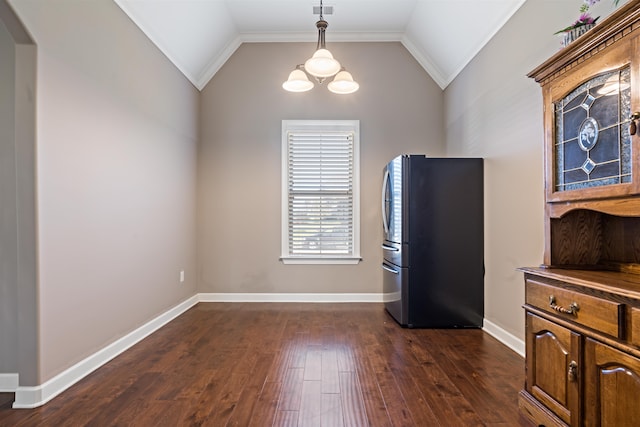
[382,261,408,326]
[381,156,404,244]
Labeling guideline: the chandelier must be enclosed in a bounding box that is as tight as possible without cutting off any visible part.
[282,1,359,94]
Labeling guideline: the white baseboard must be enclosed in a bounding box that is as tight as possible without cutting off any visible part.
[483,318,525,357]
[198,292,384,303]
[13,295,199,409]
[0,373,19,392]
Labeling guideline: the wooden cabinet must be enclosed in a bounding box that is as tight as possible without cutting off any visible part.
[528,1,640,270]
[584,338,640,426]
[523,3,640,425]
[523,312,580,426]
[531,2,640,211]
[519,269,640,427]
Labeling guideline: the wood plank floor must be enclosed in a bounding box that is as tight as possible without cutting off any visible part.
[0,303,529,426]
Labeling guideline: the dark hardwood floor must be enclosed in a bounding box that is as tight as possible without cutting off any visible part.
[0,303,529,426]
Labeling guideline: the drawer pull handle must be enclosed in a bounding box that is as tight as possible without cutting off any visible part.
[549,295,580,315]
[568,360,578,382]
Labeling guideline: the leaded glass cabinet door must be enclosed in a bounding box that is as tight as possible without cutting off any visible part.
[549,66,636,202]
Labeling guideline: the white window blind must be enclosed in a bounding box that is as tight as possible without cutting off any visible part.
[281,120,360,264]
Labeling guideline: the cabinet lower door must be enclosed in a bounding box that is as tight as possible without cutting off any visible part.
[526,313,580,425]
[584,338,640,427]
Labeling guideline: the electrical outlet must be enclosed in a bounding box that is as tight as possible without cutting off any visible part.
[180,270,185,283]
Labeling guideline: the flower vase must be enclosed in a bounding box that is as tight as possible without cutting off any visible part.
[561,24,595,47]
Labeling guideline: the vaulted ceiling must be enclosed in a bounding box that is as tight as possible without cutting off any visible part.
[114,0,526,91]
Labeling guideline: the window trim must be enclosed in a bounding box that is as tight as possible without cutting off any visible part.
[281,120,361,265]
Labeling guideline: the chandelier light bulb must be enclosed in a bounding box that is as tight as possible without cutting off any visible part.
[304,49,342,78]
[328,70,359,94]
[283,68,314,92]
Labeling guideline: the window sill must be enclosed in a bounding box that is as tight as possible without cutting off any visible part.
[280,256,362,265]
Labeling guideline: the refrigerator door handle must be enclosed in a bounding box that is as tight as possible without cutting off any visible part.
[381,244,399,252]
[381,169,390,235]
[382,262,400,274]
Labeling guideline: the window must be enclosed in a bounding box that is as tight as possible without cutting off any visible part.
[281,120,360,264]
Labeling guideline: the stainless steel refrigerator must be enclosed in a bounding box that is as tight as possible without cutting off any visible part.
[381,155,484,328]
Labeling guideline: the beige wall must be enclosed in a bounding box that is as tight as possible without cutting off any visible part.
[0,0,37,386]
[9,0,199,383]
[198,42,444,294]
[0,16,18,376]
[444,0,620,340]
[14,38,38,388]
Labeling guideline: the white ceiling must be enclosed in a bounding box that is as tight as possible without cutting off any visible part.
[114,0,526,91]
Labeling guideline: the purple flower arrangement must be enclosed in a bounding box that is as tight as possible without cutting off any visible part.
[555,0,622,34]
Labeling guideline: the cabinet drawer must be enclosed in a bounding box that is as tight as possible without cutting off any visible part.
[632,307,640,347]
[526,279,621,338]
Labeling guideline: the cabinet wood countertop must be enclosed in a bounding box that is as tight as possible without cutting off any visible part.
[519,267,640,301]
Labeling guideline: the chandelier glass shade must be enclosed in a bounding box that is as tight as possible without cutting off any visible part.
[304,49,341,78]
[283,2,359,94]
[282,68,314,92]
[327,70,359,94]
